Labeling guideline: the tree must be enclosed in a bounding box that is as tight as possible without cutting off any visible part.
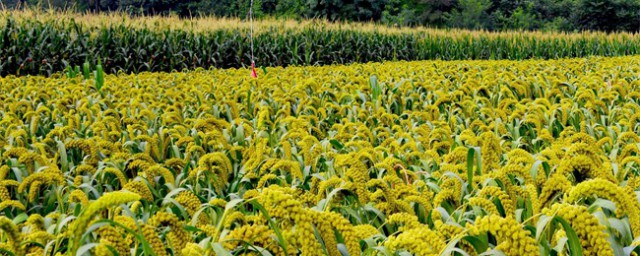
[382,0,411,25]
[488,0,534,16]
[577,0,640,31]
[446,0,492,29]
[494,4,538,30]
[307,0,386,21]
[274,0,307,18]
[308,0,345,20]
[381,0,455,26]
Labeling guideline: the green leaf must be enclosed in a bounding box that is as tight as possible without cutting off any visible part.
[530,160,550,180]
[337,243,350,256]
[224,198,245,212]
[588,199,617,213]
[76,243,99,256]
[183,225,203,233]
[105,245,120,256]
[370,75,380,102]
[462,236,488,253]
[212,243,233,256]
[56,140,68,172]
[554,216,583,256]
[321,187,349,211]
[12,213,28,225]
[95,64,104,92]
[466,147,482,188]
[0,248,16,256]
[82,62,90,80]
[535,215,553,241]
[329,139,345,150]
[466,147,475,190]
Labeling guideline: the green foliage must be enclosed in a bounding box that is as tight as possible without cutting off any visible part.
[64,65,80,78]
[83,62,91,80]
[5,13,640,76]
[497,5,538,30]
[271,0,306,18]
[369,75,381,103]
[94,62,104,92]
[5,0,640,32]
[383,0,455,26]
[577,0,640,32]
[446,0,492,29]
[307,0,386,21]
[542,17,574,32]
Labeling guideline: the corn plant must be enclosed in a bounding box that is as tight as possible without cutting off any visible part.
[3,10,640,76]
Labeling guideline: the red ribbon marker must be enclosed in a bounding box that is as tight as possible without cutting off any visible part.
[251,61,258,78]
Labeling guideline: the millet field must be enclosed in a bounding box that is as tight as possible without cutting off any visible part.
[1,9,640,256]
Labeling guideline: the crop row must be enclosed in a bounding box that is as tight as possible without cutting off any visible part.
[3,10,640,76]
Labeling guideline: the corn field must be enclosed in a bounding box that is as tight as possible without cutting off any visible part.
[3,10,640,76]
[0,54,639,255]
